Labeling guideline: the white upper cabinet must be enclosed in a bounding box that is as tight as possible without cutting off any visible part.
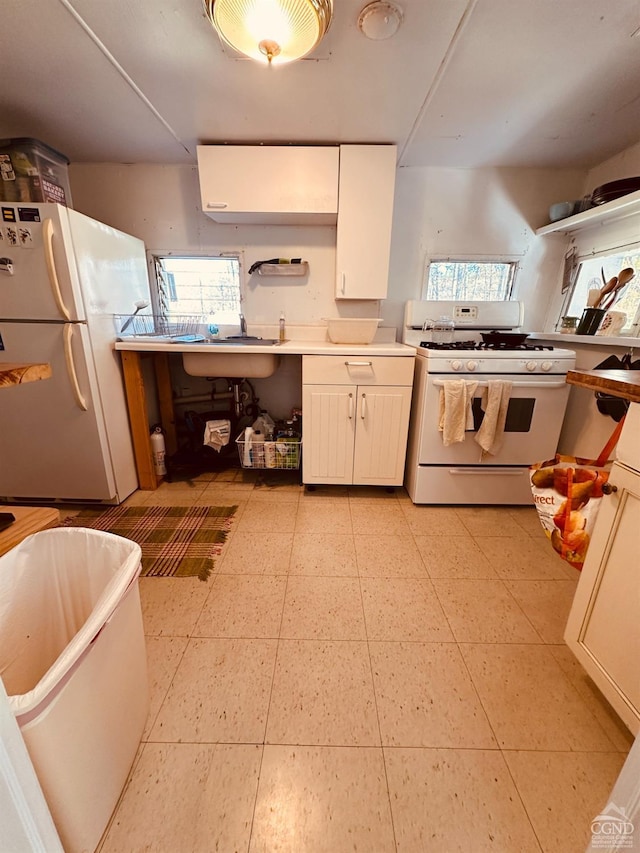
[196,145,339,225]
[335,145,397,300]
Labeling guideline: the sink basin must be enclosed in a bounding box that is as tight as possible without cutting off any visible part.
[206,337,281,346]
[182,347,280,378]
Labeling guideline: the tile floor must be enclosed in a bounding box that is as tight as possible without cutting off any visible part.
[93,470,633,853]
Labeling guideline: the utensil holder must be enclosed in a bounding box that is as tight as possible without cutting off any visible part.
[576,308,605,335]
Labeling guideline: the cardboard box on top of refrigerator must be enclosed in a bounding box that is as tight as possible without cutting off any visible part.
[0,137,72,206]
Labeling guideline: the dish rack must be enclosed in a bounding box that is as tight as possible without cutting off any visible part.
[236,434,301,470]
[115,314,202,338]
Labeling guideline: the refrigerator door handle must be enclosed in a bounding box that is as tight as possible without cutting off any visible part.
[63,324,88,411]
[43,218,71,320]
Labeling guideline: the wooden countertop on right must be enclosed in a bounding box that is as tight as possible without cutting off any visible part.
[566,369,640,403]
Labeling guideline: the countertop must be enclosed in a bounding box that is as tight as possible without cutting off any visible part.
[114,339,416,357]
[0,362,52,387]
[566,369,640,402]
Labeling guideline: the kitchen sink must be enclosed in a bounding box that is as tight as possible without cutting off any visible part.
[182,342,281,378]
[205,337,281,346]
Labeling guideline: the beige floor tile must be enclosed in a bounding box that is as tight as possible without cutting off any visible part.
[142,636,189,740]
[369,642,496,748]
[350,502,411,535]
[250,745,395,852]
[414,534,498,578]
[122,489,151,506]
[266,640,379,746]
[142,489,203,506]
[504,750,627,853]
[508,507,549,538]
[549,645,635,752]
[474,535,570,580]
[433,579,542,643]
[150,638,277,743]
[295,500,353,533]
[280,576,366,640]
[348,485,403,501]
[400,505,463,535]
[101,743,261,853]
[193,490,251,509]
[235,501,298,533]
[247,487,301,503]
[457,506,529,537]
[216,531,293,574]
[460,643,617,751]
[355,533,428,578]
[288,533,357,576]
[194,574,286,638]
[385,747,541,853]
[504,580,578,644]
[361,578,454,642]
[139,577,210,637]
[153,480,207,496]
[300,484,350,500]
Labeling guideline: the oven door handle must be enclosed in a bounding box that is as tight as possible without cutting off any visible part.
[448,468,527,475]
[432,380,567,390]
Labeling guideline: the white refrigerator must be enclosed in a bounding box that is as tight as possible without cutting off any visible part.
[0,203,150,503]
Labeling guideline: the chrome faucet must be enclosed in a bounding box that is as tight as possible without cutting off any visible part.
[239,313,247,336]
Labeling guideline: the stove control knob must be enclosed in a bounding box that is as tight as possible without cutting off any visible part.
[466,360,478,371]
[525,361,537,372]
[451,360,462,371]
[541,360,553,372]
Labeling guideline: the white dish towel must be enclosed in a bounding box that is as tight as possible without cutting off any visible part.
[475,380,513,458]
[438,380,478,445]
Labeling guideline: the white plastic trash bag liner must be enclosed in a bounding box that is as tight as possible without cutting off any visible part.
[0,528,149,853]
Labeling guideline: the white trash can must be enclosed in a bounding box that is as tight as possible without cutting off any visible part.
[0,527,149,853]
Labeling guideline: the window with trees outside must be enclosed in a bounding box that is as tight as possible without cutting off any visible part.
[424,259,517,301]
[560,247,640,336]
[152,255,242,324]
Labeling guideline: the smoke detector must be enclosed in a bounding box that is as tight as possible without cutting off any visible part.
[357,1,403,40]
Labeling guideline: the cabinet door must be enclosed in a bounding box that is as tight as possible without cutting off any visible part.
[564,462,640,734]
[302,384,356,485]
[196,145,339,224]
[335,145,397,300]
[353,385,412,486]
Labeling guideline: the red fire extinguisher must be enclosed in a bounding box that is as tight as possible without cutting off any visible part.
[150,426,166,476]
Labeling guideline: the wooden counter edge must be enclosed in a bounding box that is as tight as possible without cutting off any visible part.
[566,369,640,403]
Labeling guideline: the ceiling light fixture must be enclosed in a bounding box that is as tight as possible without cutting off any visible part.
[357,1,403,40]
[204,0,333,66]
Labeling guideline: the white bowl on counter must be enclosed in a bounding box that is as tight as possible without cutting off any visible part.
[325,317,382,344]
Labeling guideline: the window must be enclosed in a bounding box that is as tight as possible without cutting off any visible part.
[424,259,517,301]
[152,255,242,324]
[561,248,640,335]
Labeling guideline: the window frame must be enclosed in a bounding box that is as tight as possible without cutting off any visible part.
[422,256,519,302]
[147,251,245,322]
[556,242,640,336]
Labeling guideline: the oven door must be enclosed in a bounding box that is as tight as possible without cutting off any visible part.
[418,373,570,465]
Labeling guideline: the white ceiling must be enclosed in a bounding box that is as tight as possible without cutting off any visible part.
[1,0,639,170]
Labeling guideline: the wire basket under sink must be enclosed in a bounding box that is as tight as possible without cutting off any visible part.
[115,314,203,338]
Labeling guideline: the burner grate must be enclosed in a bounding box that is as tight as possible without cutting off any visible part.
[419,341,554,352]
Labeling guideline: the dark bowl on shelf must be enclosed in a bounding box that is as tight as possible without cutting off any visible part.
[591,177,640,205]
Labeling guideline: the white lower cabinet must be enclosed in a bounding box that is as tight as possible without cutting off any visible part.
[302,356,414,486]
[564,460,640,734]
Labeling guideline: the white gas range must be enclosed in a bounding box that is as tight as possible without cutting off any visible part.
[402,301,576,505]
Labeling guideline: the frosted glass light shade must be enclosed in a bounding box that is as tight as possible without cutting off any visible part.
[205,0,333,65]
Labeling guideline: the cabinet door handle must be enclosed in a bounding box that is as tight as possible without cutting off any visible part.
[345,361,373,367]
[341,272,346,295]
[206,202,228,209]
[601,482,618,495]
[348,392,354,419]
[360,393,366,419]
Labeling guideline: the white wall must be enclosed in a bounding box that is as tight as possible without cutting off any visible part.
[69,161,586,338]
